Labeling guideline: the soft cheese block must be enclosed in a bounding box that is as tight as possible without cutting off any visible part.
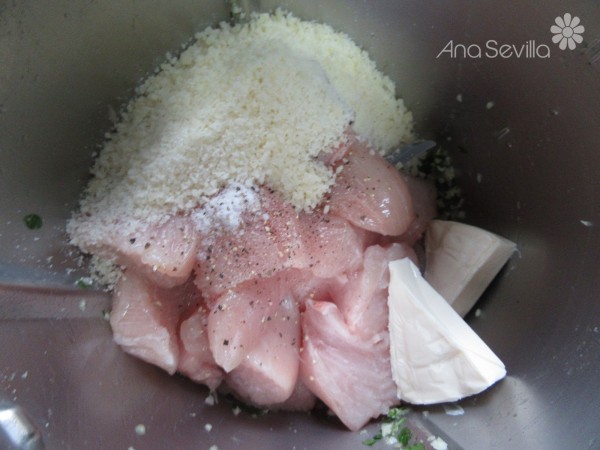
[425,220,516,317]
[388,258,506,404]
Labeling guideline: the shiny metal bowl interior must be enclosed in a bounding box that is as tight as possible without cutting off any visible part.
[1,1,599,449]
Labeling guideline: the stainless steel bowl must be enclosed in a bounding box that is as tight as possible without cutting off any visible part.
[1,1,599,449]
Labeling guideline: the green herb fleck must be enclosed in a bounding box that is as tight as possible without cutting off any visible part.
[387,407,408,421]
[398,427,412,447]
[23,213,43,230]
[362,408,424,449]
[406,444,425,450]
[76,277,93,289]
[406,145,465,221]
[362,431,383,446]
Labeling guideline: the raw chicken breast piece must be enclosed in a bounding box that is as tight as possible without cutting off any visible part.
[267,379,317,412]
[88,215,200,288]
[399,175,437,245]
[194,188,307,299]
[226,294,301,406]
[300,299,397,431]
[207,273,296,372]
[298,212,367,278]
[290,271,347,304]
[335,243,417,339]
[327,137,415,236]
[110,271,198,374]
[178,303,223,390]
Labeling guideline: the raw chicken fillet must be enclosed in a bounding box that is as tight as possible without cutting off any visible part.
[107,135,443,430]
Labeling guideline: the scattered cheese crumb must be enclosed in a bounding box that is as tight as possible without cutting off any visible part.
[580,220,593,227]
[204,393,216,406]
[429,436,449,450]
[134,424,146,436]
[75,276,93,288]
[443,403,465,416]
[380,422,393,436]
[204,423,212,432]
[385,436,399,446]
[208,445,219,450]
[486,101,495,110]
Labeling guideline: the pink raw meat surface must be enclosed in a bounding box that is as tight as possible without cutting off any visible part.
[266,379,317,412]
[290,272,347,304]
[110,271,198,374]
[327,138,415,236]
[194,188,307,299]
[207,272,298,373]
[335,243,417,339]
[90,215,200,288]
[400,175,438,245]
[226,294,301,406]
[194,186,370,300]
[300,299,397,431]
[101,131,442,429]
[178,303,223,390]
[298,212,368,278]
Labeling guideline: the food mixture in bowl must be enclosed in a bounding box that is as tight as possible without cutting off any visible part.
[67,10,513,434]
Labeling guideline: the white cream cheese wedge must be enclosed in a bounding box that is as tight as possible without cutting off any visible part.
[425,220,516,317]
[388,258,506,404]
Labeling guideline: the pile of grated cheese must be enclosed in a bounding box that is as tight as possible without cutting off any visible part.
[68,9,413,260]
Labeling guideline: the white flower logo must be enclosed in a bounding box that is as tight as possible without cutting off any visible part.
[551,13,584,50]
